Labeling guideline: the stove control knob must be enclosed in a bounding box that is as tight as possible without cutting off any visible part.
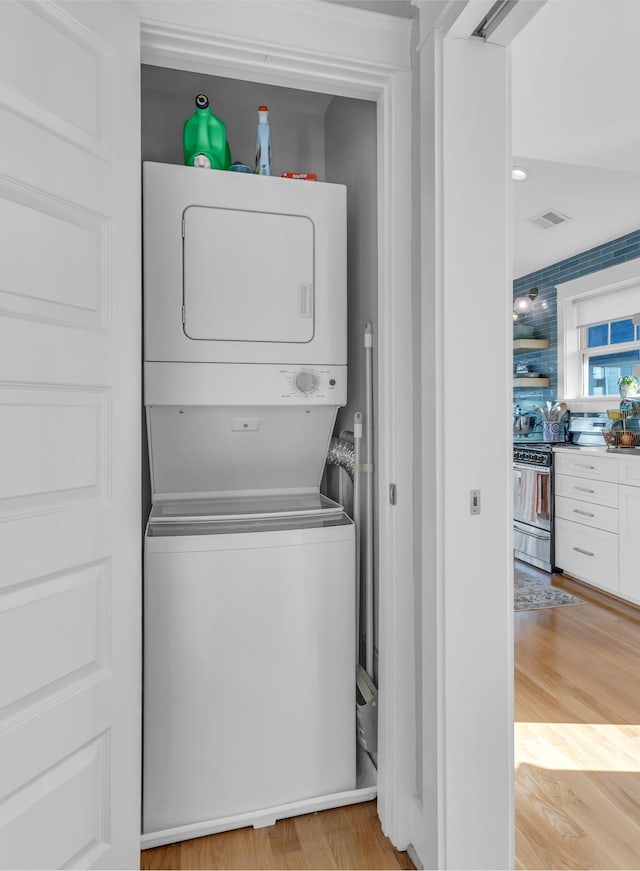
[295,371,318,394]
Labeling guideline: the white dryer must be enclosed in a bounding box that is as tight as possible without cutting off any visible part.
[143,162,347,367]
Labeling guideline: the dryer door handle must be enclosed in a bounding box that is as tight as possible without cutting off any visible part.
[298,283,313,317]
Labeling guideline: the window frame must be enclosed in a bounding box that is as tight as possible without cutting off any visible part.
[580,330,640,397]
[556,261,640,412]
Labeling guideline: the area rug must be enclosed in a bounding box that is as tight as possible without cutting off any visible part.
[514,576,585,612]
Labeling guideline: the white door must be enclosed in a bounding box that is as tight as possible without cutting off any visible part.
[0,2,141,868]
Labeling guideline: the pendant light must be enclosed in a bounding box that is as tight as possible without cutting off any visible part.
[513,287,538,315]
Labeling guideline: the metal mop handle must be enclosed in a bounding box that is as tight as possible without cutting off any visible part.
[353,412,363,668]
[363,323,375,678]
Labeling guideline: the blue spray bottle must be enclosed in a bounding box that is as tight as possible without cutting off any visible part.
[254,105,271,175]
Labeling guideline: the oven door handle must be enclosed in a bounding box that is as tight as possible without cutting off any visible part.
[513,520,551,541]
[513,463,550,473]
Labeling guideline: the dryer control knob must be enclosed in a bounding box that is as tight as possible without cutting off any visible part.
[295,371,318,394]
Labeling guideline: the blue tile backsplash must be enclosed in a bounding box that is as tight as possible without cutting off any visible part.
[513,229,640,410]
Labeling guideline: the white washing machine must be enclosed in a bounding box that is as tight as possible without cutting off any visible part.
[142,166,356,845]
[143,496,356,837]
[142,400,356,841]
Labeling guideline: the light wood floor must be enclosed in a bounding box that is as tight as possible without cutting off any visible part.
[140,800,413,870]
[515,561,640,870]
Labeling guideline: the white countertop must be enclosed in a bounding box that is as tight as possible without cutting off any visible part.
[554,443,640,457]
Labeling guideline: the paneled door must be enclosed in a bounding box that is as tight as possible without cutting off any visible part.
[0,2,141,868]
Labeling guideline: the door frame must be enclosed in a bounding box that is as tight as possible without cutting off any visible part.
[135,1,416,849]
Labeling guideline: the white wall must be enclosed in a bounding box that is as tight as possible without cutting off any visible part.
[141,65,328,177]
[325,96,378,440]
[416,29,514,870]
[441,37,513,869]
[411,20,438,869]
[325,95,379,669]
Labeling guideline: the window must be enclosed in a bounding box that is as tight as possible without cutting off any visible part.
[556,262,640,405]
[581,316,640,396]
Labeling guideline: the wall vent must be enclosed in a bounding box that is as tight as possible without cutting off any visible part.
[529,209,571,230]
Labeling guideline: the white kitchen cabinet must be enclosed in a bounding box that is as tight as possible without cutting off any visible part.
[554,448,620,595]
[555,517,619,593]
[619,484,640,604]
[619,455,640,487]
[554,447,640,603]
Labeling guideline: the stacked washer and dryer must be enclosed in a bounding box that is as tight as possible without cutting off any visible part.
[142,163,357,845]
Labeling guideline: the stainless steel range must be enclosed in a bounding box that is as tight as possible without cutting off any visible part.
[513,443,554,572]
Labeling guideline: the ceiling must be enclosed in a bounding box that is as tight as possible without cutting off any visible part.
[511,0,640,278]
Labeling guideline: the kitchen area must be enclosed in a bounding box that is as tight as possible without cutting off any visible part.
[511,243,640,601]
[510,244,640,869]
[510,0,640,605]
[510,8,640,849]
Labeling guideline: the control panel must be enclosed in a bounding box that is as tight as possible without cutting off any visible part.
[513,446,552,467]
[281,367,340,400]
[145,362,347,407]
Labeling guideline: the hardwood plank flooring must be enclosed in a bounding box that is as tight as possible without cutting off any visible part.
[140,801,414,870]
[515,561,640,870]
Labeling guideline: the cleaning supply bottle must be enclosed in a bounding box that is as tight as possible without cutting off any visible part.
[254,105,271,175]
[183,94,231,170]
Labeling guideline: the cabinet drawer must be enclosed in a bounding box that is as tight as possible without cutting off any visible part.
[618,456,640,488]
[555,518,618,593]
[555,495,618,533]
[554,452,617,483]
[554,473,618,508]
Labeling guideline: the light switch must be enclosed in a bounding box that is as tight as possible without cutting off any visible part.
[470,489,481,515]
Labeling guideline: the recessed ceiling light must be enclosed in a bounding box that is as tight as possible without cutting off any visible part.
[512,167,529,181]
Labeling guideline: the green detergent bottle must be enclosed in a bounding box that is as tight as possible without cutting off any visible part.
[183,94,232,170]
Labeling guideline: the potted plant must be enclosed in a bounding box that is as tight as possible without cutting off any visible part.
[617,374,639,398]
